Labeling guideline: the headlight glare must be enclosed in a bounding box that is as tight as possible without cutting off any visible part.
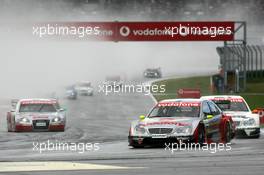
[175,126,192,134]
[52,117,61,122]
[135,124,146,134]
[18,117,30,123]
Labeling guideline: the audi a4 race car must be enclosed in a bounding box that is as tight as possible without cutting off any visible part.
[201,95,260,138]
[7,99,66,132]
[128,98,235,148]
[143,68,162,78]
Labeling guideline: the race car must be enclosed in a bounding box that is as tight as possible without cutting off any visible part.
[143,68,162,78]
[128,98,235,148]
[104,76,123,88]
[7,99,66,132]
[201,95,260,138]
[65,85,78,100]
[75,81,94,96]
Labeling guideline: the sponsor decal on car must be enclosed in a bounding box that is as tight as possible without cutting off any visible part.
[157,102,200,107]
[211,97,243,103]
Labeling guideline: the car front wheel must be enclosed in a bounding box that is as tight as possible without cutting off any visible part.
[225,123,231,143]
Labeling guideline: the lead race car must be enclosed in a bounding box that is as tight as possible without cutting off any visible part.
[128,98,235,148]
[7,99,66,132]
[200,95,260,138]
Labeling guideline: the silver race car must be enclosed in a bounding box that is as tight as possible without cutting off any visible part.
[7,99,66,132]
[201,95,260,138]
[128,98,235,148]
[75,81,94,96]
[143,68,162,78]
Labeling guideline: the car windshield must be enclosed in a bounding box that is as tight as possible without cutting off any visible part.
[214,100,249,112]
[79,83,91,87]
[19,103,58,113]
[148,102,200,118]
[146,69,157,72]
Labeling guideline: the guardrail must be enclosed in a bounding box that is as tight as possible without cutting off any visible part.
[217,45,264,92]
[217,45,264,78]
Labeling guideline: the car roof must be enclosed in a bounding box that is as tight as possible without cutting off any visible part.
[19,99,58,102]
[159,98,203,103]
[146,68,158,70]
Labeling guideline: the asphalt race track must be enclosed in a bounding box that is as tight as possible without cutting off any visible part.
[0,86,264,175]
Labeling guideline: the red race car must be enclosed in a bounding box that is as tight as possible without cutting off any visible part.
[7,99,66,132]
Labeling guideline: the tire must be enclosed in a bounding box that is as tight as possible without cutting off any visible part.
[131,145,144,148]
[12,118,17,132]
[7,120,11,132]
[250,134,260,139]
[197,126,205,145]
[225,123,231,143]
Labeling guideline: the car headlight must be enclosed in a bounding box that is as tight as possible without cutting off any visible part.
[154,72,158,76]
[243,118,255,126]
[18,117,30,123]
[135,124,146,134]
[174,126,192,134]
[52,117,61,123]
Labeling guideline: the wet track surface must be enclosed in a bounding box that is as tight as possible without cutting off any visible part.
[0,88,264,175]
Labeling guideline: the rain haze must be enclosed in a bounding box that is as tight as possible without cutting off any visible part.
[0,1,264,174]
[0,0,262,98]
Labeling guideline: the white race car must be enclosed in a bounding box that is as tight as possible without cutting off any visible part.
[201,95,260,138]
[7,99,66,132]
[75,81,94,96]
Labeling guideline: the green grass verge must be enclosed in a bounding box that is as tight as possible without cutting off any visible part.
[153,76,264,110]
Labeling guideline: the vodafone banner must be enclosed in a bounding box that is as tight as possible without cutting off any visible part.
[33,21,234,41]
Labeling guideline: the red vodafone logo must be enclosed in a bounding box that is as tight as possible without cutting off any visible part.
[177,88,201,98]
[178,89,184,94]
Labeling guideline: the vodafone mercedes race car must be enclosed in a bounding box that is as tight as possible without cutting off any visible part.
[7,99,66,132]
[201,95,260,138]
[128,98,235,148]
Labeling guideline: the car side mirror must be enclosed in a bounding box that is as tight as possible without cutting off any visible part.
[139,115,145,120]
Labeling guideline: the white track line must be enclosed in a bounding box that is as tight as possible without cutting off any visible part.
[0,162,144,172]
